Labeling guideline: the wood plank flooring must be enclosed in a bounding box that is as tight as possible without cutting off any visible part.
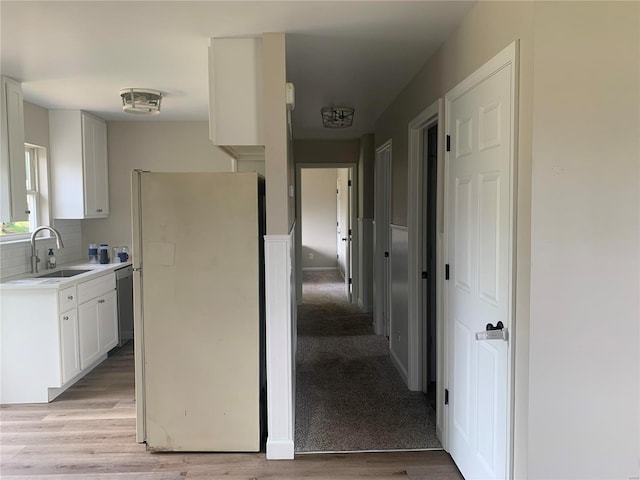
[0,343,463,479]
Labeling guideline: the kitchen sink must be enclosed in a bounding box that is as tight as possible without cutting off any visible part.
[37,269,91,278]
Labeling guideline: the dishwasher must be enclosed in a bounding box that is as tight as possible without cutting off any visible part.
[115,265,134,346]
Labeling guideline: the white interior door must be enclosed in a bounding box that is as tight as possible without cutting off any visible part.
[337,177,345,281]
[336,169,351,300]
[346,169,352,301]
[446,44,516,480]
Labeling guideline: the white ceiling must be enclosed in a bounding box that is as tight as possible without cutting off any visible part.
[1,1,474,140]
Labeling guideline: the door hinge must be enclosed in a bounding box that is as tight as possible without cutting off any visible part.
[446,135,451,152]
[384,251,389,258]
[337,189,339,194]
[348,229,352,236]
[421,271,427,279]
[349,278,352,285]
[348,180,352,187]
[445,264,450,280]
[445,389,449,405]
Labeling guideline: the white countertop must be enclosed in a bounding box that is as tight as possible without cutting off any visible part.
[0,260,132,290]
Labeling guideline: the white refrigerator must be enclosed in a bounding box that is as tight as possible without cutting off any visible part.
[132,171,266,452]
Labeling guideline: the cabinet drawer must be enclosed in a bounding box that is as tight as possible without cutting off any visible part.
[78,274,115,304]
[58,286,77,311]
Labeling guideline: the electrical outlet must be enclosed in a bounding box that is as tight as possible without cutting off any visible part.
[308,253,314,260]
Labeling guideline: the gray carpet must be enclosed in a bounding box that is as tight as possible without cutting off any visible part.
[295,270,441,452]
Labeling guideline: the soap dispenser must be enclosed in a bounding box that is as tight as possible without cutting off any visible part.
[47,248,56,269]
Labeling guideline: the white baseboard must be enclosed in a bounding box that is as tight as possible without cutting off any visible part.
[267,439,295,460]
[302,267,338,272]
[48,353,107,401]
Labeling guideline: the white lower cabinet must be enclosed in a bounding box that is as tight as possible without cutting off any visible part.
[79,289,117,369]
[59,309,80,384]
[78,299,101,369]
[0,270,119,404]
[78,276,117,369]
[99,290,118,352]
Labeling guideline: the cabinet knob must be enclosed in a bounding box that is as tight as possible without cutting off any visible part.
[96,209,103,213]
[67,295,73,300]
[98,299,105,304]
[63,316,69,321]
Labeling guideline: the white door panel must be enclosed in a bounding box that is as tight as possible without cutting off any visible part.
[447,45,515,480]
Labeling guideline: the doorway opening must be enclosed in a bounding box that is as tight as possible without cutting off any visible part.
[294,163,440,453]
[423,124,438,411]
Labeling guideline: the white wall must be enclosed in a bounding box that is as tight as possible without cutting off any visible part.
[300,168,337,270]
[389,224,409,384]
[528,2,639,478]
[81,121,233,250]
[357,135,375,312]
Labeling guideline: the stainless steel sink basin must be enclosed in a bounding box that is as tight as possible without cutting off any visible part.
[37,269,91,278]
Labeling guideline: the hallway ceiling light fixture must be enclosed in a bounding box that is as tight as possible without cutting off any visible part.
[120,88,163,114]
[321,106,354,128]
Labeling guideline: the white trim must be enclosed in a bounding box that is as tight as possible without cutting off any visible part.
[265,231,295,460]
[267,439,295,460]
[444,41,518,477]
[406,99,442,394]
[374,140,392,336]
[302,267,338,272]
[47,352,106,401]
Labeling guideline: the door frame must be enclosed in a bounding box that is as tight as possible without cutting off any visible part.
[295,163,358,305]
[407,101,444,443]
[443,41,518,476]
[374,140,392,336]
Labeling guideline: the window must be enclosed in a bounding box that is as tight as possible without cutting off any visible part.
[0,145,42,237]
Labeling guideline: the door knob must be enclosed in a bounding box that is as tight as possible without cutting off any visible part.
[341,238,347,242]
[485,321,504,331]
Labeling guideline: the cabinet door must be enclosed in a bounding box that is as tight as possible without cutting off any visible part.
[78,299,101,369]
[98,290,118,353]
[59,309,80,384]
[81,114,109,218]
[0,76,27,222]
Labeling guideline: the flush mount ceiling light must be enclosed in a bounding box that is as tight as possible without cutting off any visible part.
[321,106,354,128]
[120,88,163,115]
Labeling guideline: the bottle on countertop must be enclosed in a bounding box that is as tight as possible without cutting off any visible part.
[99,243,109,264]
[88,243,98,263]
[47,248,56,269]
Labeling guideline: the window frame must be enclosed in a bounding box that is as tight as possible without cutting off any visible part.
[0,144,48,243]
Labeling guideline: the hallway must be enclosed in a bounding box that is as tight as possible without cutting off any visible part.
[295,270,441,452]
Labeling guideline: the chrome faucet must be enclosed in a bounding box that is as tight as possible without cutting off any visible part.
[30,226,64,274]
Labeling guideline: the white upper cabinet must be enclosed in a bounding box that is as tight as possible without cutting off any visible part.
[208,37,263,148]
[49,110,109,219]
[0,76,28,222]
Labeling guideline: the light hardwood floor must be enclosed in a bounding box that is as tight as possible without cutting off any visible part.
[0,343,463,479]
